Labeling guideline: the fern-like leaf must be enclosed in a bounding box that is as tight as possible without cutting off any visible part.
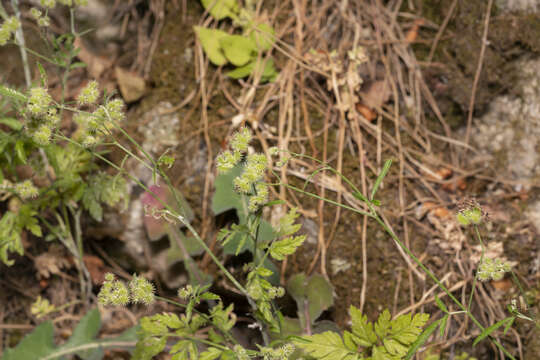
[293,331,360,360]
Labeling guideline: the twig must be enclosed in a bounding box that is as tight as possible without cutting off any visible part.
[465,0,493,146]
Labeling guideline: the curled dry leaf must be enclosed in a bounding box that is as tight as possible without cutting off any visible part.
[34,244,71,279]
[83,255,106,285]
[74,37,113,79]
[405,19,424,43]
[355,103,377,121]
[359,80,391,110]
[441,177,467,192]
[114,66,146,103]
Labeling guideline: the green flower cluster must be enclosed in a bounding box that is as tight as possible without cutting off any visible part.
[39,0,88,8]
[77,80,99,105]
[98,273,155,306]
[259,343,295,360]
[215,127,252,173]
[14,180,39,200]
[457,205,483,226]
[30,8,51,28]
[0,17,20,46]
[477,258,512,281]
[30,296,55,319]
[73,84,125,147]
[25,87,59,146]
[216,127,278,212]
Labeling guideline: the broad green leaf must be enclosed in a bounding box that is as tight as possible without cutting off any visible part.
[194,26,228,66]
[200,0,239,20]
[370,159,392,201]
[287,273,307,303]
[212,165,244,214]
[2,309,137,360]
[0,118,23,130]
[274,316,303,338]
[473,317,515,346]
[59,308,101,359]
[349,305,378,347]
[219,35,256,66]
[306,274,334,323]
[166,231,204,265]
[226,63,253,79]
[1,321,55,360]
[227,58,278,81]
[249,22,275,51]
[287,273,334,328]
[293,331,360,360]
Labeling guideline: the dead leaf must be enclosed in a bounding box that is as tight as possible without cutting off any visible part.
[406,19,424,43]
[115,67,146,103]
[491,278,513,292]
[34,244,71,279]
[83,255,106,285]
[432,207,450,219]
[355,103,376,121]
[74,37,113,79]
[442,177,467,192]
[436,168,453,180]
[359,80,391,110]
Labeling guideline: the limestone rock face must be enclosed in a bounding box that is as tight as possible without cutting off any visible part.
[471,58,540,233]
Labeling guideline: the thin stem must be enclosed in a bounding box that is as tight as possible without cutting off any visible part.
[11,0,31,88]
[55,133,248,298]
[370,212,515,360]
[275,180,371,218]
[468,225,485,310]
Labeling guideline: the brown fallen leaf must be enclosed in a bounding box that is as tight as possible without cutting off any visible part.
[115,66,146,103]
[355,103,376,122]
[360,80,391,110]
[83,254,106,285]
[441,177,467,192]
[74,37,113,79]
[406,19,424,43]
[436,167,453,180]
[34,244,71,279]
[432,206,451,219]
[491,278,512,292]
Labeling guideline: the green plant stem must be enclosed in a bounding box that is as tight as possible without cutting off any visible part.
[0,3,8,18]
[40,340,137,360]
[279,154,516,358]
[276,181,371,218]
[468,225,485,310]
[10,0,31,88]
[56,133,248,298]
[155,296,240,346]
[369,213,515,360]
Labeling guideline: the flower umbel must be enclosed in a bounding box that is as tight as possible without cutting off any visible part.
[129,274,155,305]
[477,258,512,281]
[15,180,39,200]
[98,273,130,306]
[77,80,100,105]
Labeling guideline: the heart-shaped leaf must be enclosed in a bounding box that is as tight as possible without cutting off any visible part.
[194,26,228,66]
